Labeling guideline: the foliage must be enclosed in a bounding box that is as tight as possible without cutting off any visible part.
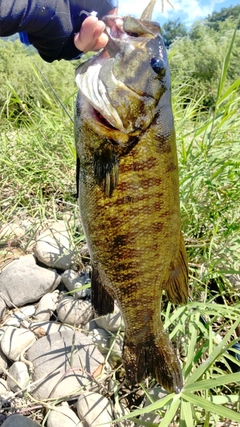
[162,18,187,47]
[205,4,240,31]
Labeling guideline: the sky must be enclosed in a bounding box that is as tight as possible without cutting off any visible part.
[117,0,239,27]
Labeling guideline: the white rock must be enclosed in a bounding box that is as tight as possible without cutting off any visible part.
[87,328,110,355]
[35,221,77,270]
[35,291,59,321]
[1,327,36,361]
[77,392,112,427]
[115,403,135,427]
[0,379,9,396]
[7,361,30,393]
[0,223,25,240]
[109,333,124,359]
[5,306,36,327]
[61,269,91,298]
[139,386,167,424]
[0,297,6,321]
[95,303,123,332]
[47,405,83,427]
[57,296,93,326]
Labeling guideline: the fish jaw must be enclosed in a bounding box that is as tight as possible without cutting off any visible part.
[75,15,169,134]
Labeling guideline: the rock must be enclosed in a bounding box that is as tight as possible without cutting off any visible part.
[0,256,61,307]
[47,405,83,427]
[27,330,105,400]
[61,269,91,299]
[0,223,25,240]
[0,297,6,321]
[1,327,36,361]
[95,303,123,332]
[77,392,112,427]
[5,305,36,327]
[7,361,30,393]
[0,379,9,396]
[35,291,59,321]
[226,274,240,289]
[88,328,110,355]
[30,321,72,337]
[35,221,77,270]
[57,296,93,326]
[0,347,8,374]
[1,414,41,427]
[109,333,124,362]
[139,386,167,424]
[115,404,135,427]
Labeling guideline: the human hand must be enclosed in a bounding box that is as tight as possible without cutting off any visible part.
[74,8,118,53]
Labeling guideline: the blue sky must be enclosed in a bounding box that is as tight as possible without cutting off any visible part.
[118,0,239,27]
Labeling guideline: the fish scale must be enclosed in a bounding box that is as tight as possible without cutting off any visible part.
[75,6,188,393]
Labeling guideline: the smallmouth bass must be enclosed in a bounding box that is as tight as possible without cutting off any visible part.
[75,4,188,393]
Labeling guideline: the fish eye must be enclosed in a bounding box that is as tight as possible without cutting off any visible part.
[150,58,166,76]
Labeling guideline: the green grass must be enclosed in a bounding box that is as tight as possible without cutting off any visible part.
[0,32,239,427]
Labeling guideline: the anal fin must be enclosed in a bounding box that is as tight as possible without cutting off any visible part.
[91,266,114,315]
[165,232,189,305]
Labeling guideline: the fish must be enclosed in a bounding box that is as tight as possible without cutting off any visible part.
[74,0,189,393]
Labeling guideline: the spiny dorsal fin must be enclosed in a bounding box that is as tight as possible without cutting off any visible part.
[140,0,157,20]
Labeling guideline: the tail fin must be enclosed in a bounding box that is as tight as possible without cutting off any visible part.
[165,232,189,305]
[122,330,183,393]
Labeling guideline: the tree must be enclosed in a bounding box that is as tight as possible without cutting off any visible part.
[162,19,187,48]
[205,5,240,31]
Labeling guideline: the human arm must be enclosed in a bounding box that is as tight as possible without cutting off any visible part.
[0,0,118,62]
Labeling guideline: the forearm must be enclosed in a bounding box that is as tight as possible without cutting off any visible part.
[0,0,118,62]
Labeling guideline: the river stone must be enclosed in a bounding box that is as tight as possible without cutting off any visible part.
[61,269,91,298]
[77,392,113,427]
[0,347,8,374]
[27,330,105,400]
[57,296,94,326]
[7,361,30,393]
[87,328,110,355]
[30,321,72,336]
[47,405,83,427]
[0,256,61,307]
[1,327,36,361]
[5,305,36,327]
[35,291,59,321]
[1,414,41,427]
[95,303,124,332]
[35,221,77,270]
[0,379,9,396]
[139,386,167,424]
[0,297,6,321]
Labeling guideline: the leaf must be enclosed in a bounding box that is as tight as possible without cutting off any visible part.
[184,372,240,392]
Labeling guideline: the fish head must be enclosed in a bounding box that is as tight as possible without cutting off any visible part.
[75,15,170,135]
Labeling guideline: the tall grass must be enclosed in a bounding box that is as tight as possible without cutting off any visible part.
[0,29,239,426]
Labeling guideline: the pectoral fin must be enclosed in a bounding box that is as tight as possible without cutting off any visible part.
[164,233,189,305]
[94,147,119,197]
[91,266,114,315]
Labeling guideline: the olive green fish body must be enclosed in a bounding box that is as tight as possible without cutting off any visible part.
[75,13,188,393]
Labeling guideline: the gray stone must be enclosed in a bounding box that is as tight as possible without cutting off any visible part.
[35,221,77,270]
[47,405,83,427]
[109,332,124,360]
[5,305,36,327]
[95,303,123,332]
[61,269,91,298]
[27,330,105,400]
[0,256,61,307]
[30,321,72,336]
[77,392,112,427]
[1,414,41,427]
[88,328,110,355]
[35,291,59,321]
[139,386,167,424]
[57,296,94,326]
[0,347,8,374]
[226,274,240,289]
[7,361,30,393]
[1,327,36,361]
[0,297,6,321]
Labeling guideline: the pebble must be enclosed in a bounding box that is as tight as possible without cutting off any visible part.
[4,305,36,327]
[95,303,124,332]
[35,221,77,270]
[0,379,9,396]
[139,386,167,424]
[1,327,36,361]
[7,361,30,394]
[61,269,91,298]
[77,391,113,427]
[56,296,94,326]
[47,405,83,427]
[1,414,41,427]
[109,332,124,360]
[34,291,59,321]
[30,321,72,337]
[0,348,8,374]
[27,330,105,400]
[87,328,110,355]
[0,256,61,307]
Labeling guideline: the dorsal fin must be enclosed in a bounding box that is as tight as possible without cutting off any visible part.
[140,0,157,20]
